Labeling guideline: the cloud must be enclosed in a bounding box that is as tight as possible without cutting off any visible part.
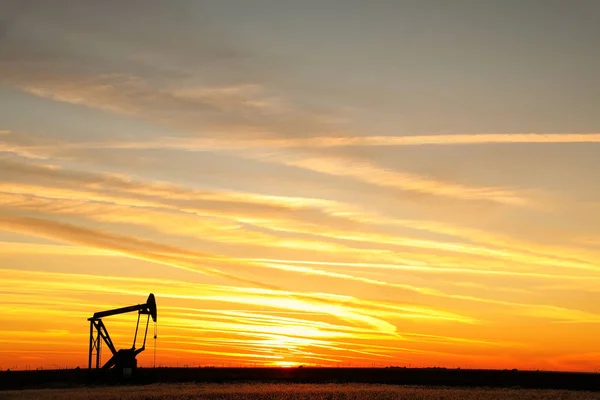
[3,177,595,278]
[5,188,580,326]
[1,269,397,364]
[249,258,600,282]
[2,212,597,326]
[4,71,340,139]
[0,267,495,358]
[0,213,281,290]
[0,241,116,256]
[2,157,597,280]
[0,157,355,226]
[0,191,485,310]
[0,212,466,318]
[3,267,595,370]
[0,0,343,140]
[0,50,561,209]
[59,133,600,152]
[0,132,534,206]
[0,189,390,261]
[0,268,401,335]
[262,152,530,206]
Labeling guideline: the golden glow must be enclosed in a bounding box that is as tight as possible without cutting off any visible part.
[273,361,303,368]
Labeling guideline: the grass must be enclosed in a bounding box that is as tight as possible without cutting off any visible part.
[1,383,599,400]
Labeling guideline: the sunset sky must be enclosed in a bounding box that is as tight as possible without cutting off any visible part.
[1,0,600,372]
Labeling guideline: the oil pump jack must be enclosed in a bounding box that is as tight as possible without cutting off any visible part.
[88,293,157,374]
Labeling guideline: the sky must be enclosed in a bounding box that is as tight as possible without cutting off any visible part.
[0,0,600,372]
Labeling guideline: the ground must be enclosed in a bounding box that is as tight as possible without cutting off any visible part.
[1,383,599,400]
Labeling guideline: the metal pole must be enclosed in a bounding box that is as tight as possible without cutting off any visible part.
[142,314,150,346]
[95,325,101,369]
[88,320,93,370]
[153,321,157,368]
[133,312,141,349]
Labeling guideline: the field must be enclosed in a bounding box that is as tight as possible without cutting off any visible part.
[1,383,600,400]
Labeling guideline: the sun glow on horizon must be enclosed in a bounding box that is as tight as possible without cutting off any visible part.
[272,361,304,368]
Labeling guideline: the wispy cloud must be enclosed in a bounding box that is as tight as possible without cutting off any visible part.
[0,241,117,256]
[0,268,404,340]
[3,212,598,327]
[0,268,514,365]
[4,267,595,370]
[3,176,595,279]
[0,208,488,315]
[5,70,340,140]
[263,152,530,206]
[52,133,600,152]
[2,157,597,279]
[0,133,534,206]
[0,157,357,226]
[248,258,600,282]
[0,214,281,290]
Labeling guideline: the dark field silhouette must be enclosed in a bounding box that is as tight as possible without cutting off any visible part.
[2,367,600,392]
[2,382,600,400]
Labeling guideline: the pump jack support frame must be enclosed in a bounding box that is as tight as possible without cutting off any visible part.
[87,293,157,371]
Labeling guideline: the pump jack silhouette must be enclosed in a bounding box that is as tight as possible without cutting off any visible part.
[88,294,157,374]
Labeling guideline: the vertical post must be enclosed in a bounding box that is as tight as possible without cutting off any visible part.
[95,325,101,369]
[153,321,157,368]
[132,312,141,349]
[142,314,150,347]
[88,320,93,370]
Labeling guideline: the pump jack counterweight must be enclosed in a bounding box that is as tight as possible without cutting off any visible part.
[88,293,157,375]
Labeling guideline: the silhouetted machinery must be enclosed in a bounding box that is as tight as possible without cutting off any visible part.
[88,293,157,375]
